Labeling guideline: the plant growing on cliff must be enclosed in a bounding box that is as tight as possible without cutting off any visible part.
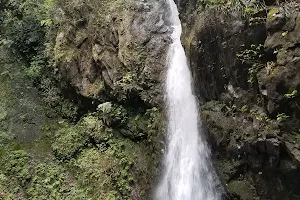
[97,102,128,126]
[237,44,264,83]
[284,90,297,99]
[0,0,47,60]
[276,113,289,122]
[244,0,266,26]
[3,150,31,185]
[51,123,89,159]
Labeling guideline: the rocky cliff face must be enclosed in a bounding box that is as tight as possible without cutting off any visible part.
[48,0,174,198]
[1,0,173,199]
[179,0,300,199]
[52,0,171,106]
[18,0,300,199]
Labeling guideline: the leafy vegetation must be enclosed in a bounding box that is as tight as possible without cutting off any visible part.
[0,101,161,199]
[237,44,265,83]
[284,90,298,99]
[276,113,289,122]
[0,0,162,199]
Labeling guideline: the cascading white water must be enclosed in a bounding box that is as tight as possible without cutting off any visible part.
[156,1,221,200]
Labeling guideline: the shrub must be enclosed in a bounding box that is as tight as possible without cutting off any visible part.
[3,150,31,185]
[51,124,89,159]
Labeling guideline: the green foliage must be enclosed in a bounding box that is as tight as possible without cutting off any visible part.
[276,113,289,122]
[201,0,226,5]
[241,105,249,112]
[0,0,58,93]
[245,7,261,16]
[51,123,89,159]
[250,108,270,122]
[3,150,31,185]
[80,115,113,143]
[267,8,278,21]
[74,148,119,198]
[24,55,45,80]
[0,173,23,199]
[114,72,143,101]
[125,114,148,139]
[97,102,128,126]
[27,163,66,199]
[248,17,266,26]
[59,100,79,119]
[0,131,13,148]
[281,31,288,38]
[38,76,79,120]
[0,104,160,199]
[74,138,136,199]
[0,0,46,60]
[40,18,53,27]
[244,0,266,26]
[284,90,297,99]
[107,191,117,200]
[237,44,264,83]
[237,44,264,61]
[27,163,88,200]
[0,133,88,199]
[105,139,135,197]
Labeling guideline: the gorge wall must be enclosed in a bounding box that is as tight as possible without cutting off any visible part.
[41,0,300,199]
[1,0,300,199]
[180,0,300,199]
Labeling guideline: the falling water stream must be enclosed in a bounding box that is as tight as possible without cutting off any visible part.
[156,0,221,200]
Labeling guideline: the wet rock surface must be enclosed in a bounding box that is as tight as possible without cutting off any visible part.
[179,0,300,199]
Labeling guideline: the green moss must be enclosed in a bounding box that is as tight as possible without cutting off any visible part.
[267,8,278,21]
[228,180,257,200]
[297,16,300,25]
[270,66,281,77]
[200,0,226,5]
[0,131,14,148]
[245,7,262,16]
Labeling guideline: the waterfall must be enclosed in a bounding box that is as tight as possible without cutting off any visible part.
[156,1,221,200]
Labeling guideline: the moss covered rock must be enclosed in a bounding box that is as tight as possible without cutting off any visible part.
[50,0,170,106]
